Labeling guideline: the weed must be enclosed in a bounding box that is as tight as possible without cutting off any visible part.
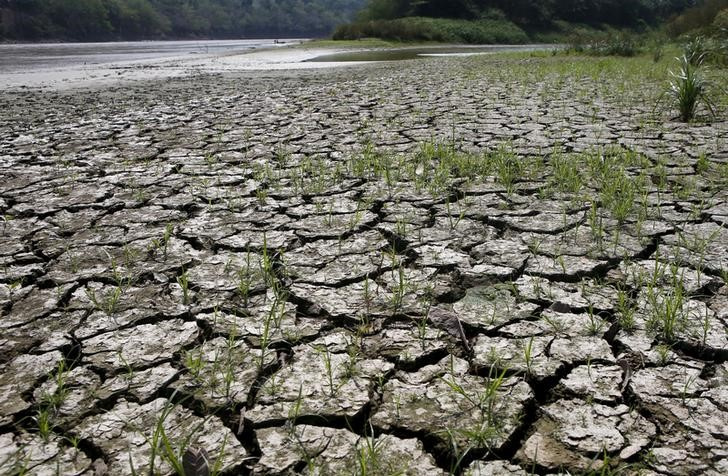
[355,427,389,475]
[34,408,53,442]
[85,286,122,316]
[646,280,687,342]
[616,287,636,332]
[655,343,671,365]
[523,337,534,376]
[585,307,606,336]
[177,270,191,305]
[444,427,471,475]
[680,373,698,405]
[542,313,566,334]
[141,395,230,476]
[441,365,509,449]
[599,167,638,224]
[550,152,583,195]
[1,213,13,234]
[696,152,710,174]
[315,344,338,397]
[185,348,205,380]
[258,299,278,372]
[445,198,464,230]
[490,144,522,194]
[149,223,175,260]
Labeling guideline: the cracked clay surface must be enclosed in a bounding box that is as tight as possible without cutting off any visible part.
[1,53,727,474]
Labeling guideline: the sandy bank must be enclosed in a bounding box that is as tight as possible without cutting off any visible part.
[0,42,371,91]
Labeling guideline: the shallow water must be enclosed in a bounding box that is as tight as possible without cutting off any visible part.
[306,44,554,62]
[0,39,303,73]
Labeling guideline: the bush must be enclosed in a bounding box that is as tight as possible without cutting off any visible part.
[565,32,643,57]
[333,17,529,44]
[667,0,728,37]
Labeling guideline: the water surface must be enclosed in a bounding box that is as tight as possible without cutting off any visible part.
[0,39,302,73]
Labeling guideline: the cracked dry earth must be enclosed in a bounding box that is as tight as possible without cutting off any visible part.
[1,53,728,475]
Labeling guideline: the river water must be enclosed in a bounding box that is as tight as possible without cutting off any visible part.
[0,39,303,73]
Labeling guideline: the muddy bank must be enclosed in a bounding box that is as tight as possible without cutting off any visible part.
[1,54,727,475]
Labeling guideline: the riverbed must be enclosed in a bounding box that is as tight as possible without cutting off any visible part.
[1,46,727,475]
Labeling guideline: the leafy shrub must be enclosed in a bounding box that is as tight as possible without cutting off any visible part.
[667,0,728,37]
[333,17,529,44]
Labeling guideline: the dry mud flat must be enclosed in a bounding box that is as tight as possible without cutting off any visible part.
[1,54,727,475]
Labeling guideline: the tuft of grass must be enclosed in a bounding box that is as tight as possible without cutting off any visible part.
[661,54,717,122]
[489,144,523,194]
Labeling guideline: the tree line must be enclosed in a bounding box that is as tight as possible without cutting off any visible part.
[357,0,701,28]
[0,0,366,41]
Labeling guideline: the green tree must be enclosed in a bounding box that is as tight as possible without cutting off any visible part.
[47,0,112,39]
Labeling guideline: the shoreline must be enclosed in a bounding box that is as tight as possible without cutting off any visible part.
[0,40,555,91]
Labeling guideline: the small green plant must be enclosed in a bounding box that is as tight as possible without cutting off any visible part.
[646,281,687,342]
[444,427,471,475]
[1,213,13,234]
[149,223,175,260]
[355,426,388,476]
[185,349,205,379]
[445,199,465,230]
[85,286,122,316]
[616,287,636,332]
[258,300,278,371]
[550,152,583,195]
[141,396,229,476]
[585,307,606,336]
[315,345,338,397]
[696,153,710,174]
[440,365,509,448]
[680,373,698,406]
[523,337,534,375]
[177,270,191,305]
[655,343,671,365]
[684,36,709,66]
[490,144,523,194]
[390,265,407,316]
[34,408,53,442]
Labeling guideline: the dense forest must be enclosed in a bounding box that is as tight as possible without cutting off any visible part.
[355,0,700,27]
[335,0,727,43]
[0,0,366,41]
[2,0,725,42]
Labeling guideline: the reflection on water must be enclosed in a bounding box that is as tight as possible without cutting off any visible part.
[0,39,303,73]
[306,45,554,62]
